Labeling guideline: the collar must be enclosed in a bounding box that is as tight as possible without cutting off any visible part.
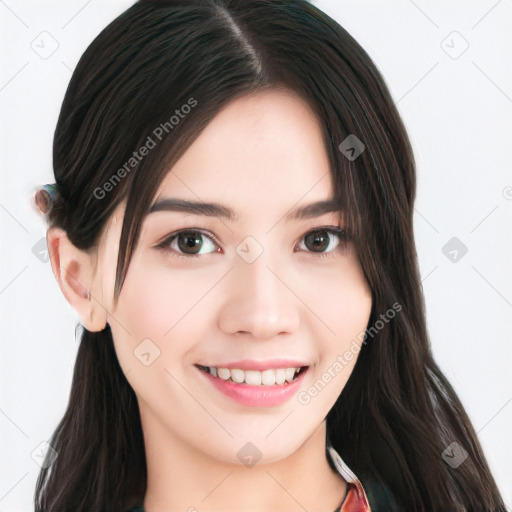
[327,444,372,510]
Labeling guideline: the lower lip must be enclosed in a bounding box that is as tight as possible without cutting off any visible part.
[196,366,309,407]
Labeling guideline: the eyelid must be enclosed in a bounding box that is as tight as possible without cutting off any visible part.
[155,225,349,259]
[307,224,349,238]
[294,225,349,257]
[155,227,221,248]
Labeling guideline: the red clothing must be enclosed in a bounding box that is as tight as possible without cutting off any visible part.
[328,445,371,511]
[337,481,371,511]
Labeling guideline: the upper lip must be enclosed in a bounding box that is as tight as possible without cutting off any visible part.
[196,359,310,371]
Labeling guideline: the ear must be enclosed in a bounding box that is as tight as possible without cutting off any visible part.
[46,227,107,332]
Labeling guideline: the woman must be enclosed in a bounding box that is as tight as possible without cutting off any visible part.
[33,1,506,511]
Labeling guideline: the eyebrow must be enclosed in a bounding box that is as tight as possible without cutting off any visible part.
[147,197,341,221]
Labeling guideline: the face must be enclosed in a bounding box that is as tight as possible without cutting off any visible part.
[105,89,372,465]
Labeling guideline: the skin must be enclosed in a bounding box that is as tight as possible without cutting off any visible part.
[47,89,373,512]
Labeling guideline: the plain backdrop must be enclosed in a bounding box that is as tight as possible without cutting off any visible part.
[1,1,511,510]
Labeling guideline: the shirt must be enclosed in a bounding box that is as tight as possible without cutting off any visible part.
[327,444,372,512]
[127,444,372,512]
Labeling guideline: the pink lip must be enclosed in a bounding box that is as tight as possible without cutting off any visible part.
[197,359,309,371]
[196,365,309,407]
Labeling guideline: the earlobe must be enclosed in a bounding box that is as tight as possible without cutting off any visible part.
[46,227,107,332]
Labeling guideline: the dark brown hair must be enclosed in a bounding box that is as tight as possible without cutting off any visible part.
[34,1,506,510]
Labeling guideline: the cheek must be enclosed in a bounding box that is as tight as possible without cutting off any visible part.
[119,259,210,341]
[111,260,208,398]
[112,257,223,378]
[295,266,371,415]
[307,260,372,344]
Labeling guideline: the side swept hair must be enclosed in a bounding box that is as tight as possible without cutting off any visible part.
[35,1,506,510]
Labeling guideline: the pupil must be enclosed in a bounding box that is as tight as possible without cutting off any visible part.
[178,232,203,254]
[306,230,328,252]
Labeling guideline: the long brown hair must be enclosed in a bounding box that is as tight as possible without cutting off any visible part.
[34,1,506,510]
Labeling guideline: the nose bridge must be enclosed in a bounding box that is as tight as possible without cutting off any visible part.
[236,231,284,300]
[241,248,282,306]
[217,242,300,338]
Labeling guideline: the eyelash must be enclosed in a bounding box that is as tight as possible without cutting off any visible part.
[156,225,350,261]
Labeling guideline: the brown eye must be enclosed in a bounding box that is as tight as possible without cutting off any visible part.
[177,231,205,255]
[298,227,348,255]
[304,230,332,252]
[159,229,219,258]
[157,226,348,261]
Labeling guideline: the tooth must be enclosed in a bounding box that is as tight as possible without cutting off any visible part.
[231,369,245,383]
[284,368,296,383]
[261,369,276,386]
[217,367,230,380]
[244,370,262,386]
[275,368,286,385]
[206,366,304,385]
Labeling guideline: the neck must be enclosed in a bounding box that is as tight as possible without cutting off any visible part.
[140,412,347,512]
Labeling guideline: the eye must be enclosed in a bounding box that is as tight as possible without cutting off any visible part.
[156,229,220,260]
[296,226,349,259]
[156,226,349,261]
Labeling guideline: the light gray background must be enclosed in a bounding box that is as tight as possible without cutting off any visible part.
[1,1,511,510]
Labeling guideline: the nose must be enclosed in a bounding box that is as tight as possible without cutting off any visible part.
[217,251,300,339]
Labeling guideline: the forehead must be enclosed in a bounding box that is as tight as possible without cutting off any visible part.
[152,89,334,218]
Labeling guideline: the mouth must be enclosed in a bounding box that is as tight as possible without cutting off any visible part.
[195,363,310,407]
[195,364,309,386]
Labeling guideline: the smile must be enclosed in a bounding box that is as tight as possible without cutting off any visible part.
[196,364,308,386]
[195,364,310,407]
